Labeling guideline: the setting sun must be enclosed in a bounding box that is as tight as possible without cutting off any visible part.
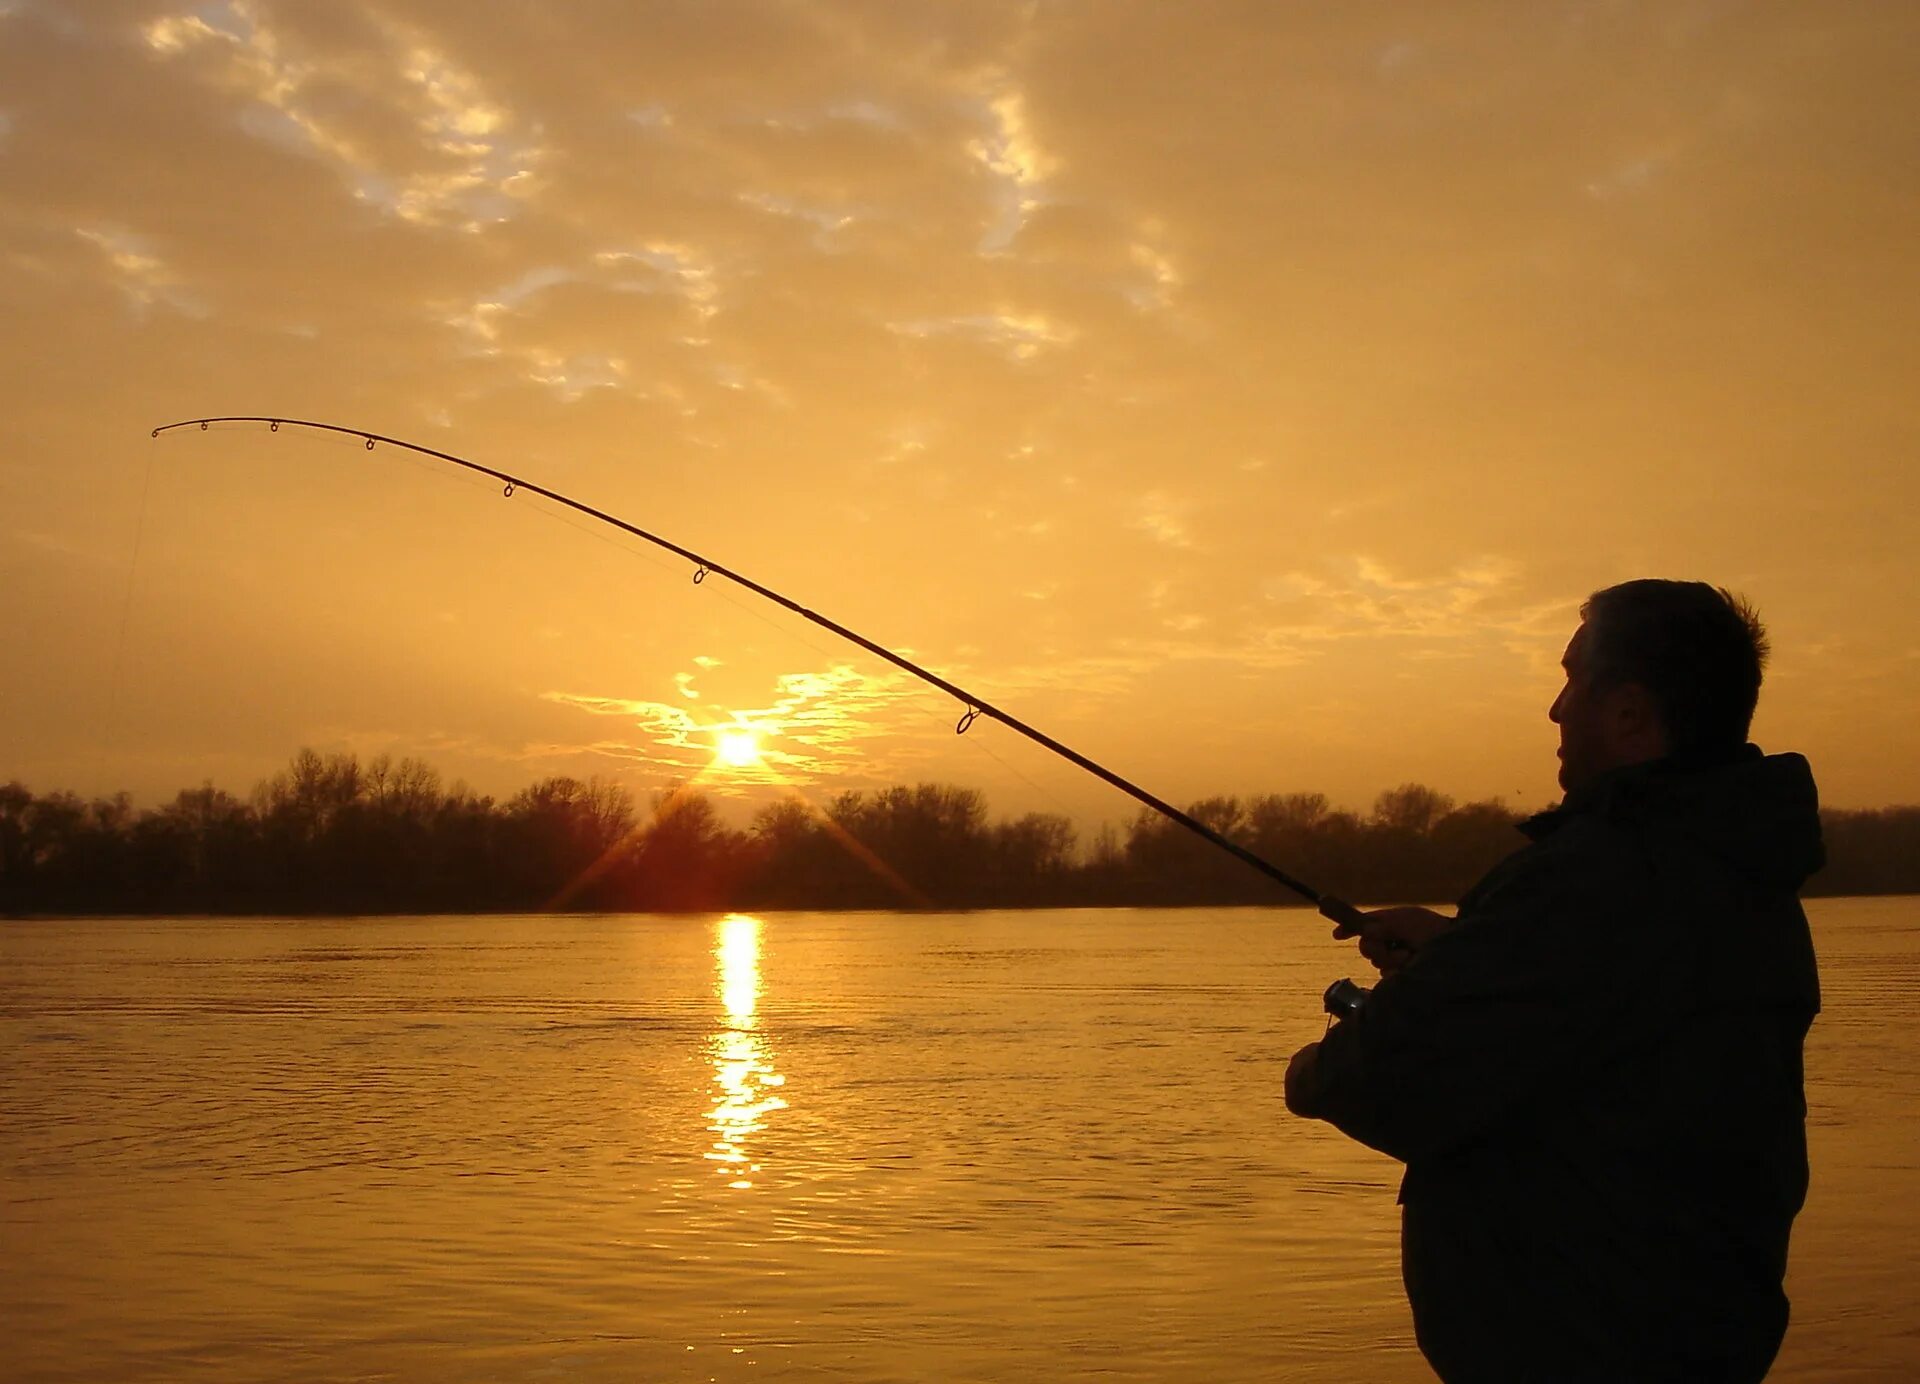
[715,729,763,769]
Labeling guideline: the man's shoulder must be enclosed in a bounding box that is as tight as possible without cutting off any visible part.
[1457,810,1647,919]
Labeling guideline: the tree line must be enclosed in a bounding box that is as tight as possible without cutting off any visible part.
[2,749,1913,915]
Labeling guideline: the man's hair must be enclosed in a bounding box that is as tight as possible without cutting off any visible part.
[1579,580,1769,760]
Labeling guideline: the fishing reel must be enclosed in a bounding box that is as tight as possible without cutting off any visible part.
[1323,977,1372,1021]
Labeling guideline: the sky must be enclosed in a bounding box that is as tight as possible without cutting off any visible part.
[3,0,1916,833]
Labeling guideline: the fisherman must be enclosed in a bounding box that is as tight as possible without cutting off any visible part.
[1284,580,1822,1383]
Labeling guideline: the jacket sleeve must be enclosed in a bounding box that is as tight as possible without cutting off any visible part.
[1304,833,1671,1165]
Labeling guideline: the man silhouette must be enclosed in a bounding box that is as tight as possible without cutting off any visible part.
[1285,580,1821,1383]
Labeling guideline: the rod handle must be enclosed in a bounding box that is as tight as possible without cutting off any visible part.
[1320,895,1366,937]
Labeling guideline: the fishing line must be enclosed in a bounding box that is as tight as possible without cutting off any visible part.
[151,415,1366,933]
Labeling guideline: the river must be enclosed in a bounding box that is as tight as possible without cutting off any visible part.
[2,897,1914,1381]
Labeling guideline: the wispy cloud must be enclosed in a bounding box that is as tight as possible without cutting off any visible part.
[142,1,542,229]
[1132,491,1194,549]
[888,310,1073,360]
[75,225,203,315]
[969,78,1058,252]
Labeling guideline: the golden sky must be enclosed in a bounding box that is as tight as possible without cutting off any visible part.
[3,0,1915,827]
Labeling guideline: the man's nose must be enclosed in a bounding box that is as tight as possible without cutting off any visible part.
[1548,688,1565,724]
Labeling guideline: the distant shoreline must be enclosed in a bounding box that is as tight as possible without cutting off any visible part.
[6,889,1913,923]
[7,750,1916,916]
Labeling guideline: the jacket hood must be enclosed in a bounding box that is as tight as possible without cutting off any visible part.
[1526,746,1825,892]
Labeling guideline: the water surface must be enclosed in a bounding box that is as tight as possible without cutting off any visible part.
[3,899,1914,1381]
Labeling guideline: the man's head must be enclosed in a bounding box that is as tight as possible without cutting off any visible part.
[1549,580,1769,792]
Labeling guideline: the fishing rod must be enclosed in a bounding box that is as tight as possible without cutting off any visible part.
[152,415,1369,937]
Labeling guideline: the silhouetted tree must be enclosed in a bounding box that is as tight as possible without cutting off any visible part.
[626,789,749,910]
[739,798,845,908]
[1809,806,1920,896]
[987,812,1078,905]
[1248,792,1336,896]
[1431,800,1529,896]
[1125,795,1257,903]
[505,775,637,909]
[1373,783,1456,837]
[1368,784,1458,902]
[0,781,37,887]
[144,783,254,907]
[828,784,991,907]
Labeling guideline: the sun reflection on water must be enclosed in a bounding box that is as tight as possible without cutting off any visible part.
[706,914,786,1190]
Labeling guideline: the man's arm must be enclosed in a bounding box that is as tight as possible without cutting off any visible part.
[1290,840,1666,1164]
[1284,1040,1323,1116]
[1287,906,1453,1115]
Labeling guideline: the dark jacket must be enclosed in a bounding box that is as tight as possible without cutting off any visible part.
[1306,747,1822,1383]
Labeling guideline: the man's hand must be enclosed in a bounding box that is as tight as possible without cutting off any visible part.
[1284,1041,1322,1117]
[1340,905,1454,977]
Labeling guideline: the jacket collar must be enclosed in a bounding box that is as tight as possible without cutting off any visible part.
[1519,744,1760,841]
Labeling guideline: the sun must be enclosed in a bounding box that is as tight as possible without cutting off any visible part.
[715,728,763,768]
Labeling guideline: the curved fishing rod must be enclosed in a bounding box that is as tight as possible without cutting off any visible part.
[153,415,1366,933]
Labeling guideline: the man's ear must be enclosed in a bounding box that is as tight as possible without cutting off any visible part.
[1608,682,1668,750]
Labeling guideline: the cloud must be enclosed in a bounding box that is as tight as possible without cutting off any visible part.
[1131,491,1193,549]
[75,224,204,315]
[888,309,1073,360]
[141,1,544,230]
[968,78,1058,252]
[1584,149,1674,202]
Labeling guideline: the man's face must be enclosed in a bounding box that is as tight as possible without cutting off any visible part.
[1549,623,1608,792]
